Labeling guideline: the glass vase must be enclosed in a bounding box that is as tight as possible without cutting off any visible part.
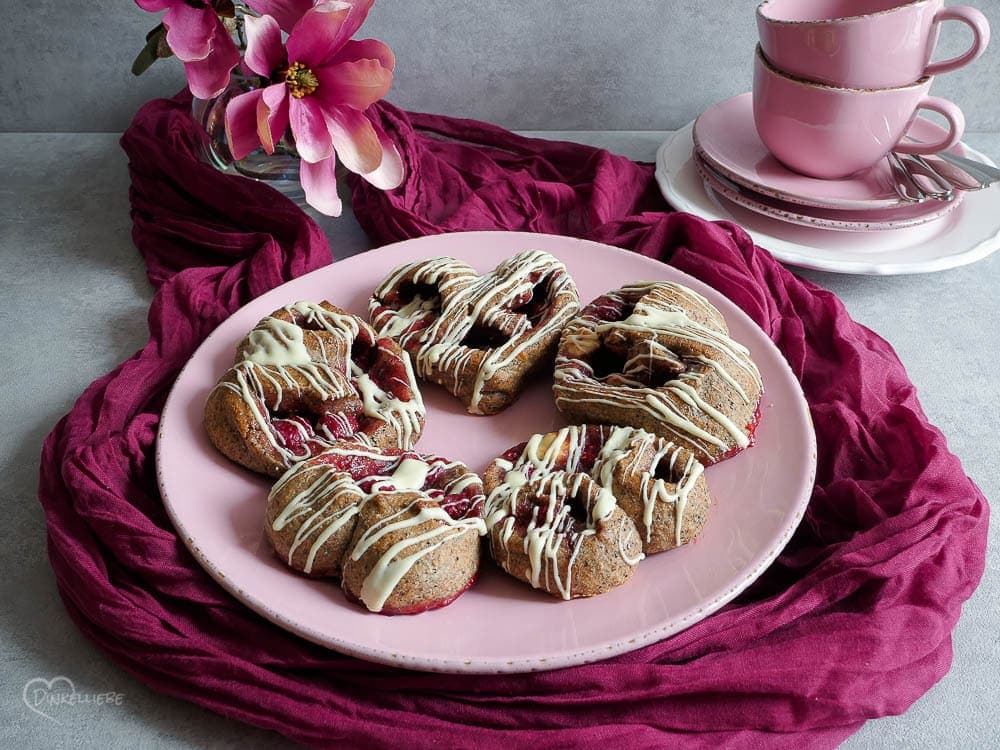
[192,74,306,205]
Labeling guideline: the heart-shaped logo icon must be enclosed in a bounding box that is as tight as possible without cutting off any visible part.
[22,675,75,723]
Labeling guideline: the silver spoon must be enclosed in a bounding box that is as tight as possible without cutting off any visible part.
[909,154,984,191]
[893,153,954,201]
[903,136,1000,184]
[887,152,927,203]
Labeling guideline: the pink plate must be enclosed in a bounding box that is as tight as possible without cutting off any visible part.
[157,231,816,674]
[694,93,965,211]
[695,155,962,232]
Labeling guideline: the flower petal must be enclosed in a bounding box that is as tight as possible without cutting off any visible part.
[225,89,265,160]
[289,96,334,163]
[245,0,315,33]
[314,59,392,110]
[300,156,343,216]
[162,2,217,61]
[287,0,375,68]
[135,0,172,11]
[331,39,395,71]
[257,83,290,154]
[183,23,241,99]
[324,105,381,174]
[361,119,404,190]
[243,14,286,77]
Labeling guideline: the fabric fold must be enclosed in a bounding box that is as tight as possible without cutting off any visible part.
[35,91,987,750]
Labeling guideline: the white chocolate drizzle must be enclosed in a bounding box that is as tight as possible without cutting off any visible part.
[268,445,486,612]
[486,469,622,600]
[488,425,705,558]
[212,301,425,470]
[351,500,484,612]
[370,250,579,414]
[554,282,762,459]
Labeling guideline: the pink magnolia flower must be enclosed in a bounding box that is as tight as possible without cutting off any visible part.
[245,0,316,32]
[135,0,241,99]
[225,0,403,216]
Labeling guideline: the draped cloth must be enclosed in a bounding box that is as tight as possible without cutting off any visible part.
[37,93,988,749]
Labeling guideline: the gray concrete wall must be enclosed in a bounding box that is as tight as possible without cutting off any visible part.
[2,0,998,132]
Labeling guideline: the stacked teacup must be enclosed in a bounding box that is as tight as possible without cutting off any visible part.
[754,0,990,179]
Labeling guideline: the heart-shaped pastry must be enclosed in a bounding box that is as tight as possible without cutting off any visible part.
[484,424,710,555]
[204,301,425,477]
[369,250,580,415]
[484,465,643,600]
[266,441,486,614]
[553,282,763,464]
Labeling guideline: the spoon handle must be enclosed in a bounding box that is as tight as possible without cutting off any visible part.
[932,150,1000,184]
[895,154,955,201]
[887,152,927,203]
[913,154,985,190]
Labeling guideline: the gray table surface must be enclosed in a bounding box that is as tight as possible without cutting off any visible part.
[1,131,997,749]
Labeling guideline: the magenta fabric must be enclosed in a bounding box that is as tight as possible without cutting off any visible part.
[37,92,988,749]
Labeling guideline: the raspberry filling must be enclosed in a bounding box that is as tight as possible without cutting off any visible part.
[716,403,764,462]
[377,281,443,340]
[368,339,413,400]
[437,491,481,520]
[309,448,484,521]
[264,325,416,452]
[585,294,634,324]
[496,426,609,483]
[509,270,557,326]
[271,415,308,446]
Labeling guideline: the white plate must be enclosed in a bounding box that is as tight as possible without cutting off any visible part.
[656,122,1000,275]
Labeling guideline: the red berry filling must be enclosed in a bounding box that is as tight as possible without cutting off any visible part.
[368,340,412,398]
[272,416,311,449]
[317,410,359,440]
[583,294,634,324]
[509,270,557,326]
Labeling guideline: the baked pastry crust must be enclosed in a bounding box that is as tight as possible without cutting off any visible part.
[484,469,643,600]
[485,424,710,556]
[204,301,424,477]
[266,442,486,615]
[369,249,580,415]
[553,282,762,464]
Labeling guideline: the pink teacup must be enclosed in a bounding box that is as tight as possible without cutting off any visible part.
[757,0,990,89]
[752,47,965,179]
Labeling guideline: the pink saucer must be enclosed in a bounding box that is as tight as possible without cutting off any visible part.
[157,231,816,674]
[695,155,963,232]
[694,93,966,211]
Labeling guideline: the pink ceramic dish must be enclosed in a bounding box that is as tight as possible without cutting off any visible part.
[753,46,965,179]
[694,93,967,210]
[695,155,963,232]
[757,0,990,89]
[157,231,816,674]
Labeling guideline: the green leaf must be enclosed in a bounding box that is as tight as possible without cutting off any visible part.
[132,34,161,76]
[145,22,164,42]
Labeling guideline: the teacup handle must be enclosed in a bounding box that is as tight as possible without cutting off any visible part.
[925,6,991,77]
[895,97,966,155]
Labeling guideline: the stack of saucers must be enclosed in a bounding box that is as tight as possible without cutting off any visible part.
[691,93,966,232]
[706,0,991,232]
